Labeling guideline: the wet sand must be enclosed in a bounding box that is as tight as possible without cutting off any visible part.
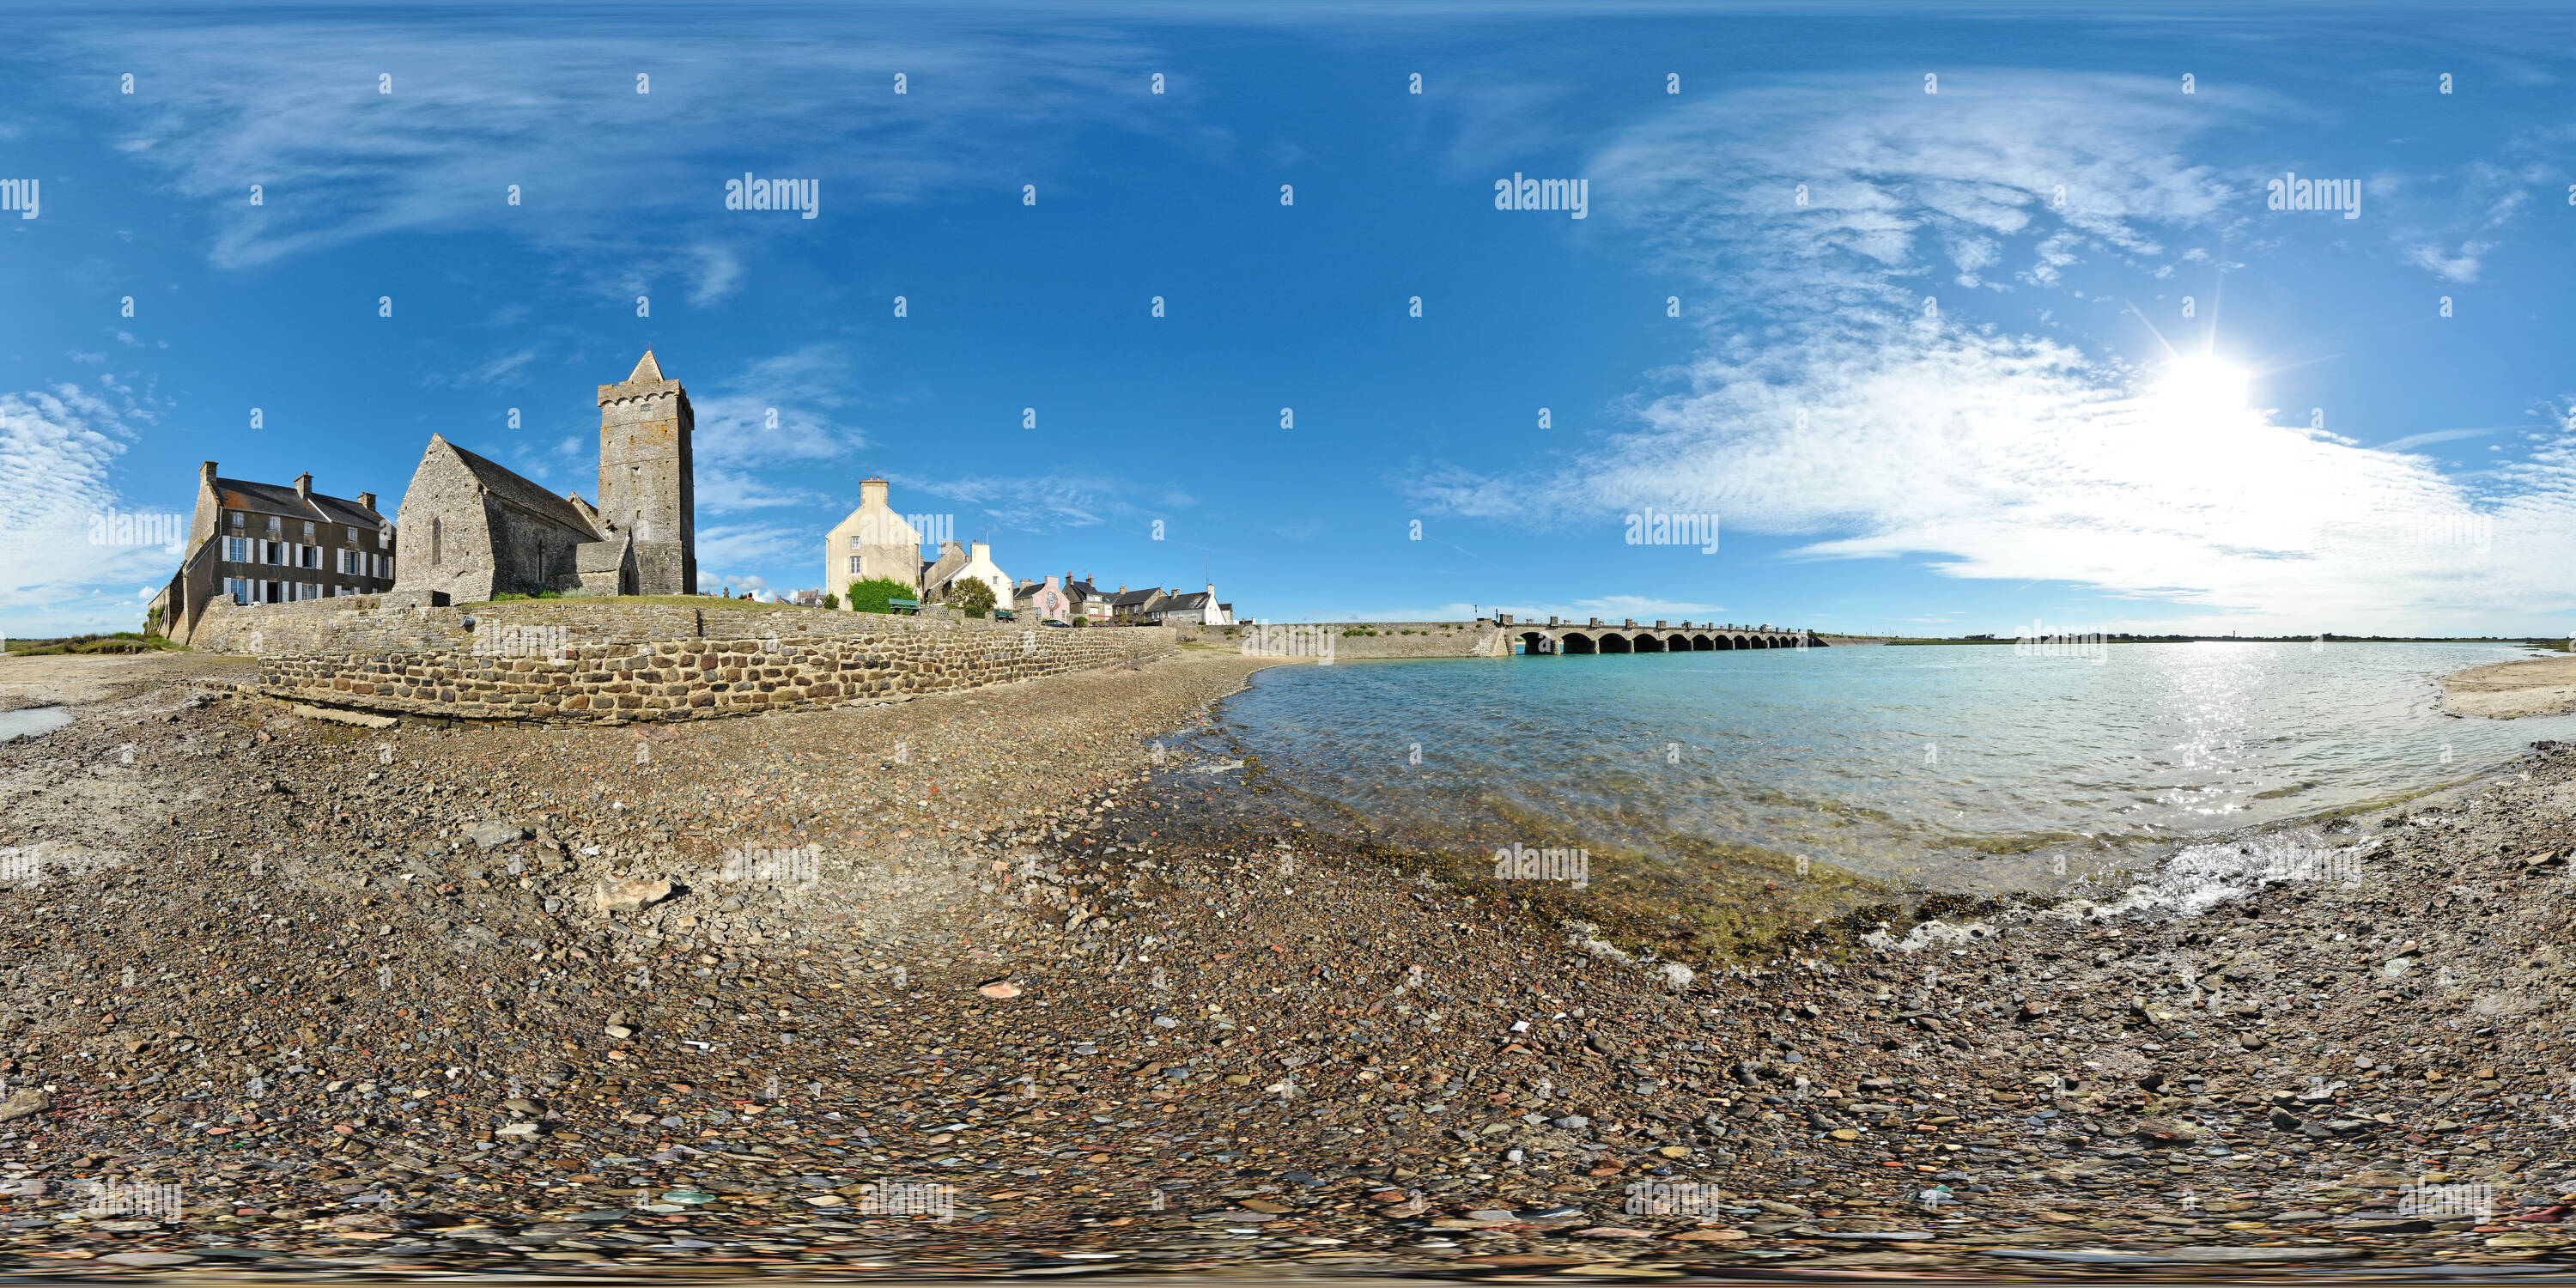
[2442,653,2576,718]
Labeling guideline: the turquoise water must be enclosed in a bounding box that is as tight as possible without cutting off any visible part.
[1200,642,2574,890]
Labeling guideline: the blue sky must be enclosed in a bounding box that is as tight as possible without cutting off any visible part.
[9,2,2576,637]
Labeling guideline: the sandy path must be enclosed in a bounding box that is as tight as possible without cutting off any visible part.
[0,651,252,711]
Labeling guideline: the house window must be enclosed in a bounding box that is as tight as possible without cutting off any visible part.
[849,534,865,550]
[265,515,281,536]
[848,556,860,575]
[224,537,246,563]
[228,511,243,529]
[301,521,315,541]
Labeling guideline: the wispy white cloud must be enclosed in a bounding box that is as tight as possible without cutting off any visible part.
[890,471,1141,533]
[0,379,177,635]
[2376,425,2505,453]
[2407,240,2492,282]
[63,14,1206,279]
[1409,72,2576,631]
[690,343,872,479]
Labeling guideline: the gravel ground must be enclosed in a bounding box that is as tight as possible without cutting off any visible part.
[0,650,2573,1279]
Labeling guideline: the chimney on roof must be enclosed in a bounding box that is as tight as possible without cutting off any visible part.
[295,471,313,501]
[1118,584,1126,593]
[970,540,988,562]
[860,477,889,508]
[1206,582,1216,598]
[200,461,218,489]
[357,492,377,512]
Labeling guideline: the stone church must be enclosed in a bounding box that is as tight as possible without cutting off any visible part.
[389,352,698,605]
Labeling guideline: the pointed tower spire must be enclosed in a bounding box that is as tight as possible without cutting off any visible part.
[629,350,664,383]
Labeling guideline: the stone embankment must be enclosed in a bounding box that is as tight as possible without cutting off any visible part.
[258,624,1170,724]
[191,598,1176,724]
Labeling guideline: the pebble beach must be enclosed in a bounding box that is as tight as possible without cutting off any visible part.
[0,647,2573,1278]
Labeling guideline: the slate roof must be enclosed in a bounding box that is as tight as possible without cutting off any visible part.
[212,477,385,529]
[575,531,631,573]
[920,542,970,593]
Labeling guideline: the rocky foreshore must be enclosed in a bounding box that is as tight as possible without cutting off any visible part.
[0,649,2573,1278]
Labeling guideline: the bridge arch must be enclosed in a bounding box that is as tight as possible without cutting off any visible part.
[1689,634,1714,651]
[1559,632,1598,654]
[1518,631,1552,655]
[1599,633,1633,654]
[1633,633,1667,653]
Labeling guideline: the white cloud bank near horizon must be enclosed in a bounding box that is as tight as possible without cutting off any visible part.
[1410,74,2576,634]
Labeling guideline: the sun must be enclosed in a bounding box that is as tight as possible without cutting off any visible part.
[2155,354,2250,416]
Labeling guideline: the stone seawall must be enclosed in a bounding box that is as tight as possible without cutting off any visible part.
[193,595,1005,657]
[256,623,1175,723]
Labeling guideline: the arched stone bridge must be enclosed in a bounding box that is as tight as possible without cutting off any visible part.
[1504,617,1818,656]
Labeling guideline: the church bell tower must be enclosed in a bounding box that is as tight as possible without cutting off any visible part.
[595,350,698,595]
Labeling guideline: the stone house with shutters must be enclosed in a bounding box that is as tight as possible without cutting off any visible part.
[152,464,394,641]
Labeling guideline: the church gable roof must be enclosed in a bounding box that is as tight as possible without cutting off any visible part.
[422,434,600,538]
